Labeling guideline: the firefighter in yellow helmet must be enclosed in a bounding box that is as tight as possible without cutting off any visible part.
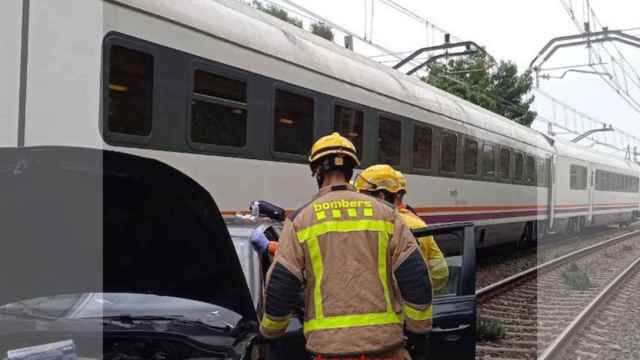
[354,167,449,290]
[394,170,449,293]
[258,133,433,359]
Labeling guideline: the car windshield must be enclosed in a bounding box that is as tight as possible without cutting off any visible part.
[0,293,241,326]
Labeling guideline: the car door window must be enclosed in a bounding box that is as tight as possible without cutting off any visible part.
[421,225,476,360]
[433,236,463,297]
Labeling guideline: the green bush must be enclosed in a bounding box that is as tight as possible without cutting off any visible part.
[562,263,592,290]
[476,316,505,342]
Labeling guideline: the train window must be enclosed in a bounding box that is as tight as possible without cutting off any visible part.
[463,138,479,175]
[525,156,536,184]
[193,70,246,101]
[378,117,402,165]
[570,165,588,190]
[482,144,496,177]
[596,170,604,190]
[536,158,547,186]
[334,105,363,158]
[499,148,511,179]
[617,174,624,192]
[273,89,314,155]
[413,125,433,170]
[595,170,638,192]
[514,153,524,181]
[440,132,458,173]
[191,70,247,147]
[107,45,154,136]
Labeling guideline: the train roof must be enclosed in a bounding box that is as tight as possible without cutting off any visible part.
[554,138,640,172]
[115,0,554,152]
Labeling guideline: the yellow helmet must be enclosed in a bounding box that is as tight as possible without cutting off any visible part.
[309,132,360,167]
[395,170,407,192]
[354,165,402,193]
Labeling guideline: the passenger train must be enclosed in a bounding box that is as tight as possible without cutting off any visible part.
[2,0,639,248]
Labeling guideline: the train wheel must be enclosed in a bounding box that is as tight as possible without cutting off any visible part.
[517,222,535,249]
[567,217,578,236]
[565,218,573,236]
[578,217,586,233]
[536,221,547,242]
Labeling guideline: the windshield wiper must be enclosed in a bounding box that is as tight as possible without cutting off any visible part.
[92,315,234,334]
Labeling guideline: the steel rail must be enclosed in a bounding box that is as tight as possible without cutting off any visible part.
[539,253,640,360]
[477,229,640,300]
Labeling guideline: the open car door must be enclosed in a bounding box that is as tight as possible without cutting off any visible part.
[412,223,477,360]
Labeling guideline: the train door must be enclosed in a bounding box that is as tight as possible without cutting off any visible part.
[588,164,595,224]
[414,223,477,360]
[548,155,558,230]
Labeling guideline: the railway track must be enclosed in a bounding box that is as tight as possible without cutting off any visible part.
[475,229,640,360]
[476,224,640,290]
[539,255,640,360]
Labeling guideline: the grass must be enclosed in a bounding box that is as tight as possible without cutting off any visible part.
[562,263,592,290]
[477,316,506,342]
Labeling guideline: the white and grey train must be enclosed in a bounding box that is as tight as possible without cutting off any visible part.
[2,0,639,248]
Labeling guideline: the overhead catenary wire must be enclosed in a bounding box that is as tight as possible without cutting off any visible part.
[267,0,441,76]
[353,0,636,151]
[375,0,460,42]
[589,9,640,91]
[557,0,640,115]
[248,0,637,154]
[429,68,638,153]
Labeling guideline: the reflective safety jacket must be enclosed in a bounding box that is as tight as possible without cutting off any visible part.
[260,185,433,356]
[398,208,449,292]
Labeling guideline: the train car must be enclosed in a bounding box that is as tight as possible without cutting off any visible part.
[4,0,637,249]
[551,139,640,233]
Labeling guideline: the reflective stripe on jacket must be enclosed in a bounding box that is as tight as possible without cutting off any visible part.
[260,185,433,356]
[398,208,450,292]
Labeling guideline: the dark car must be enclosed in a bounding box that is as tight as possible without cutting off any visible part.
[0,147,259,359]
[0,147,476,359]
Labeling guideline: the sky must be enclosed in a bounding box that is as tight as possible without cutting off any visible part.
[262,0,640,155]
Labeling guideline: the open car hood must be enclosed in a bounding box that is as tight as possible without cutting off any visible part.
[0,146,256,321]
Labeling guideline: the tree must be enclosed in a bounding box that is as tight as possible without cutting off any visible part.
[310,22,334,42]
[425,54,537,127]
[253,1,302,28]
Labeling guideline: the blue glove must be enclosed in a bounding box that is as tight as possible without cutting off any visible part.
[250,228,270,253]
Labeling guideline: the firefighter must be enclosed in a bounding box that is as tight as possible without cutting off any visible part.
[393,170,449,292]
[354,166,448,291]
[258,133,433,359]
